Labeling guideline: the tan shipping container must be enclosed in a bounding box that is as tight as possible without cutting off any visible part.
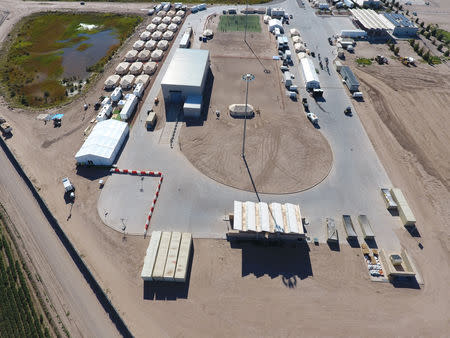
[141,231,162,281]
[152,231,172,280]
[391,188,416,225]
[163,232,182,281]
[174,233,192,282]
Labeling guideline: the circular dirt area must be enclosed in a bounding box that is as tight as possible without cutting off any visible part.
[180,111,333,194]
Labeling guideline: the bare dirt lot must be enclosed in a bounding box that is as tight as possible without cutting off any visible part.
[407,0,450,31]
[179,16,333,194]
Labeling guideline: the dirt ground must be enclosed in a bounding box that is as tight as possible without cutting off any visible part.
[179,16,333,194]
[408,0,450,31]
[0,4,449,338]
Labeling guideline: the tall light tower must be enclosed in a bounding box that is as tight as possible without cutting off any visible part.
[241,73,255,159]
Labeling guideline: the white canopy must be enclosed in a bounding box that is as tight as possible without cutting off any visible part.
[138,49,151,61]
[145,40,157,51]
[157,40,169,50]
[133,40,145,51]
[120,74,135,89]
[292,36,303,43]
[115,62,130,75]
[151,49,164,61]
[290,28,300,37]
[146,23,157,32]
[129,61,143,75]
[167,23,178,32]
[143,61,157,75]
[151,31,162,41]
[167,10,176,17]
[203,29,213,37]
[157,23,168,32]
[294,43,306,53]
[162,16,172,25]
[152,16,162,24]
[104,75,120,89]
[172,16,182,24]
[140,31,151,41]
[162,31,174,41]
[135,74,150,87]
[176,10,185,17]
[125,49,138,62]
[75,120,129,166]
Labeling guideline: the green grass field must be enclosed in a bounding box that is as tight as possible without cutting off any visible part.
[0,213,51,337]
[0,12,142,108]
[218,15,261,33]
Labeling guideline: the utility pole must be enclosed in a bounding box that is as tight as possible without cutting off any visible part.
[241,73,255,159]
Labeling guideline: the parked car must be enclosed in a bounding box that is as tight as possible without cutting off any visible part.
[306,112,318,125]
[302,98,309,112]
[344,106,352,116]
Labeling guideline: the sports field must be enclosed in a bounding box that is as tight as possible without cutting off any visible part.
[218,15,261,33]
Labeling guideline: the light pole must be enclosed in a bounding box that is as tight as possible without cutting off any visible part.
[244,0,249,43]
[241,73,255,159]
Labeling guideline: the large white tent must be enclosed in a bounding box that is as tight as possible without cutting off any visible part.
[145,40,157,51]
[104,75,120,89]
[157,23,168,32]
[151,49,164,61]
[115,62,130,75]
[75,120,129,166]
[130,61,143,75]
[300,57,320,89]
[172,16,182,24]
[143,61,157,75]
[133,40,145,51]
[135,74,150,87]
[151,31,162,41]
[125,50,138,62]
[140,31,151,41]
[146,23,157,32]
[138,49,151,61]
[152,16,162,24]
[120,74,135,89]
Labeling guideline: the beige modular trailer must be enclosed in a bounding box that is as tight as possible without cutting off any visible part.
[140,231,162,281]
[390,188,416,226]
[163,232,182,281]
[152,231,172,280]
[174,233,192,282]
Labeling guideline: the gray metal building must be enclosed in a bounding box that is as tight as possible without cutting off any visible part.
[161,48,210,118]
[340,66,360,92]
[383,13,418,37]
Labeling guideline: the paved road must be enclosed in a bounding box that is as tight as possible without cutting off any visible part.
[99,1,402,250]
[0,143,120,337]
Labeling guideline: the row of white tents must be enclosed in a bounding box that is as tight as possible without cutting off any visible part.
[104,73,151,90]
[115,61,158,76]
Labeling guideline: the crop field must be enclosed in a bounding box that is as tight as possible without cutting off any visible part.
[0,213,50,337]
[0,12,142,108]
[218,15,261,33]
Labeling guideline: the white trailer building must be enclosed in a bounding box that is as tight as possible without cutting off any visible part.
[300,57,320,89]
[75,119,129,166]
[120,94,138,120]
[268,19,284,34]
[161,48,210,118]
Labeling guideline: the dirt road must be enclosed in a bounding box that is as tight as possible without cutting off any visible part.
[0,141,120,337]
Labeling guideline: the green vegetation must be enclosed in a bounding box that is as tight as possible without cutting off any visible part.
[435,28,450,46]
[218,15,261,33]
[356,58,372,66]
[0,213,50,337]
[76,43,93,51]
[0,12,142,108]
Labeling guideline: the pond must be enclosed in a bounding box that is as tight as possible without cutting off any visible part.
[60,29,119,79]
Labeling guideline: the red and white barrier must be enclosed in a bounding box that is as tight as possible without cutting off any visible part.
[110,168,163,235]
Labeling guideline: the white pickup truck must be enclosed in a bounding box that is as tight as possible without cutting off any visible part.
[62,177,74,193]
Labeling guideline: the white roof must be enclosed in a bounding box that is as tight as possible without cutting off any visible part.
[233,201,243,231]
[146,23,157,32]
[133,40,145,50]
[135,74,150,86]
[245,201,256,231]
[300,57,320,85]
[270,203,284,232]
[350,8,395,30]
[145,40,157,50]
[259,202,270,232]
[75,120,128,164]
[161,49,209,88]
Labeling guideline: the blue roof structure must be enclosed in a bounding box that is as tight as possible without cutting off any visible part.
[383,13,416,28]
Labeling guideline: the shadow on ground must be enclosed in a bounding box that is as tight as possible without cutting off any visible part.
[231,241,313,281]
[391,276,421,290]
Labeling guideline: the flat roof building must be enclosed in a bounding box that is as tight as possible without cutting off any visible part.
[383,13,418,37]
[161,48,210,118]
[340,65,360,92]
[350,9,394,37]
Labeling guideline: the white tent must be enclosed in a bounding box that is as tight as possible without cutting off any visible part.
[145,40,157,51]
[162,16,172,25]
[157,10,167,17]
[157,23,168,32]
[268,19,284,33]
[133,40,145,51]
[120,74,135,89]
[162,31,174,41]
[176,10,185,18]
[129,61,143,75]
[290,28,300,37]
[135,74,150,87]
[263,15,271,24]
[146,23,157,32]
[172,16,182,24]
[152,16,162,24]
[125,49,138,62]
[144,62,157,75]
[167,10,176,17]
[167,23,178,32]
[157,40,169,50]
[104,75,120,89]
[297,52,307,60]
[138,49,151,61]
[300,57,320,89]
[140,31,151,41]
[151,49,164,61]
[75,120,129,166]
[151,31,162,41]
[115,62,130,75]
[292,35,303,44]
